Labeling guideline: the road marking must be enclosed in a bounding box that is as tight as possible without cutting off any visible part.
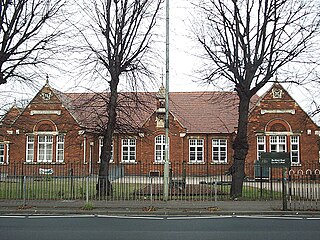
[235,215,304,220]
[97,215,164,220]
[167,216,233,220]
[0,215,27,219]
[28,215,95,219]
[2,215,320,220]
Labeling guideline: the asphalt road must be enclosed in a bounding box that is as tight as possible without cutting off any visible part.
[1,215,320,240]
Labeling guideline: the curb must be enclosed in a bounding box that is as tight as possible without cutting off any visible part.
[1,206,320,217]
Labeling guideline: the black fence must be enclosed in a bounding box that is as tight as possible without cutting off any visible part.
[1,162,320,210]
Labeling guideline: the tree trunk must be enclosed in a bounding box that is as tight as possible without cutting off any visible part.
[96,74,119,197]
[230,93,250,199]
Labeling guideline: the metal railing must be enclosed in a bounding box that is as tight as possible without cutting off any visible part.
[1,162,320,210]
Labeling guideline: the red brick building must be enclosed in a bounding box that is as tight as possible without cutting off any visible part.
[0,82,319,178]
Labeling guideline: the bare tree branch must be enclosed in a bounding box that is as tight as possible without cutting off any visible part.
[0,0,65,85]
[195,0,320,198]
[74,0,162,196]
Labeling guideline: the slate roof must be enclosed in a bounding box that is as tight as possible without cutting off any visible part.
[169,92,240,133]
[60,91,259,134]
[1,84,259,134]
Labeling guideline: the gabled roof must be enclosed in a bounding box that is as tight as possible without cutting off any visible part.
[2,81,261,134]
[62,91,259,134]
[0,105,23,127]
[64,92,156,132]
[249,82,319,129]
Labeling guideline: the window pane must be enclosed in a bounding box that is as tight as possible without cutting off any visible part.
[38,135,53,162]
[290,136,299,164]
[257,136,265,143]
[279,136,286,143]
[279,144,285,152]
[212,139,227,163]
[189,139,204,162]
[39,135,45,142]
[220,140,226,145]
[122,138,136,162]
[26,136,35,162]
[155,135,168,163]
[57,135,64,162]
[0,144,4,163]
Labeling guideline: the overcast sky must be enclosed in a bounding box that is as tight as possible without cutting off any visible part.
[0,0,319,123]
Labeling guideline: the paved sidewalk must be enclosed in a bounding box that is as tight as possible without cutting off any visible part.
[1,199,318,216]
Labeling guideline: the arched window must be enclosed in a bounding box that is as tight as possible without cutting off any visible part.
[26,120,65,163]
[257,119,300,166]
[155,135,168,163]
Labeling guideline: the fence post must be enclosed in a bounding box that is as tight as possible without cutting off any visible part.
[150,176,153,203]
[86,176,89,203]
[69,167,74,199]
[214,180,217,205]
[23,176,27,206]
[282,167,288,211]
[260,164,263,199]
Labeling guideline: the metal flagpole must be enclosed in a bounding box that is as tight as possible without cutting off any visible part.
[163,0,170,201]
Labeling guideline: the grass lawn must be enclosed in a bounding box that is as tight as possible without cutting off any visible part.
[0,177,282,201]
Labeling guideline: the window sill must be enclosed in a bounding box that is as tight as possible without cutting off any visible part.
[188,162,205,165]
[121,161,137,165]
[24,162,65,165]
[290,164,302,167]
[154,162,164,165]
[211,162,228,165]
[0,163,8,165]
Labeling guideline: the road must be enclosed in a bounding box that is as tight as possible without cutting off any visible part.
[1,215,320,240]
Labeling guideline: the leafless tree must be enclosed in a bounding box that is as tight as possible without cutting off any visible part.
[76,0,162,196]
[195,0,320,198]
[0,0,65,86]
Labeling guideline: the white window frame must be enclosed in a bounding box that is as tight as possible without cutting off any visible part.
[56,135,65,163]
[122,138,136,163]
[26,135,35,162]
[270,135,286,152]
[212,139,227,163]
[38,135,53,163]
[290,135,300,165]
[155,135,169,163]
[0,143,4,164]
[98,137,113,163]
[257,136,266,160]
[189,139,204,163]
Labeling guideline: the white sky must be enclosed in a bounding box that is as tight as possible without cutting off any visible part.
[0,0,319,124]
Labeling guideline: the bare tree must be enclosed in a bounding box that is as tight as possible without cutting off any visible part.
[195,0,320,198]
[76,0,162,196]
[0,0,65,85]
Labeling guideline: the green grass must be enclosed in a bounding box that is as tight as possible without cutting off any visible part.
[0,178,282,201]
[82,201,94,210]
